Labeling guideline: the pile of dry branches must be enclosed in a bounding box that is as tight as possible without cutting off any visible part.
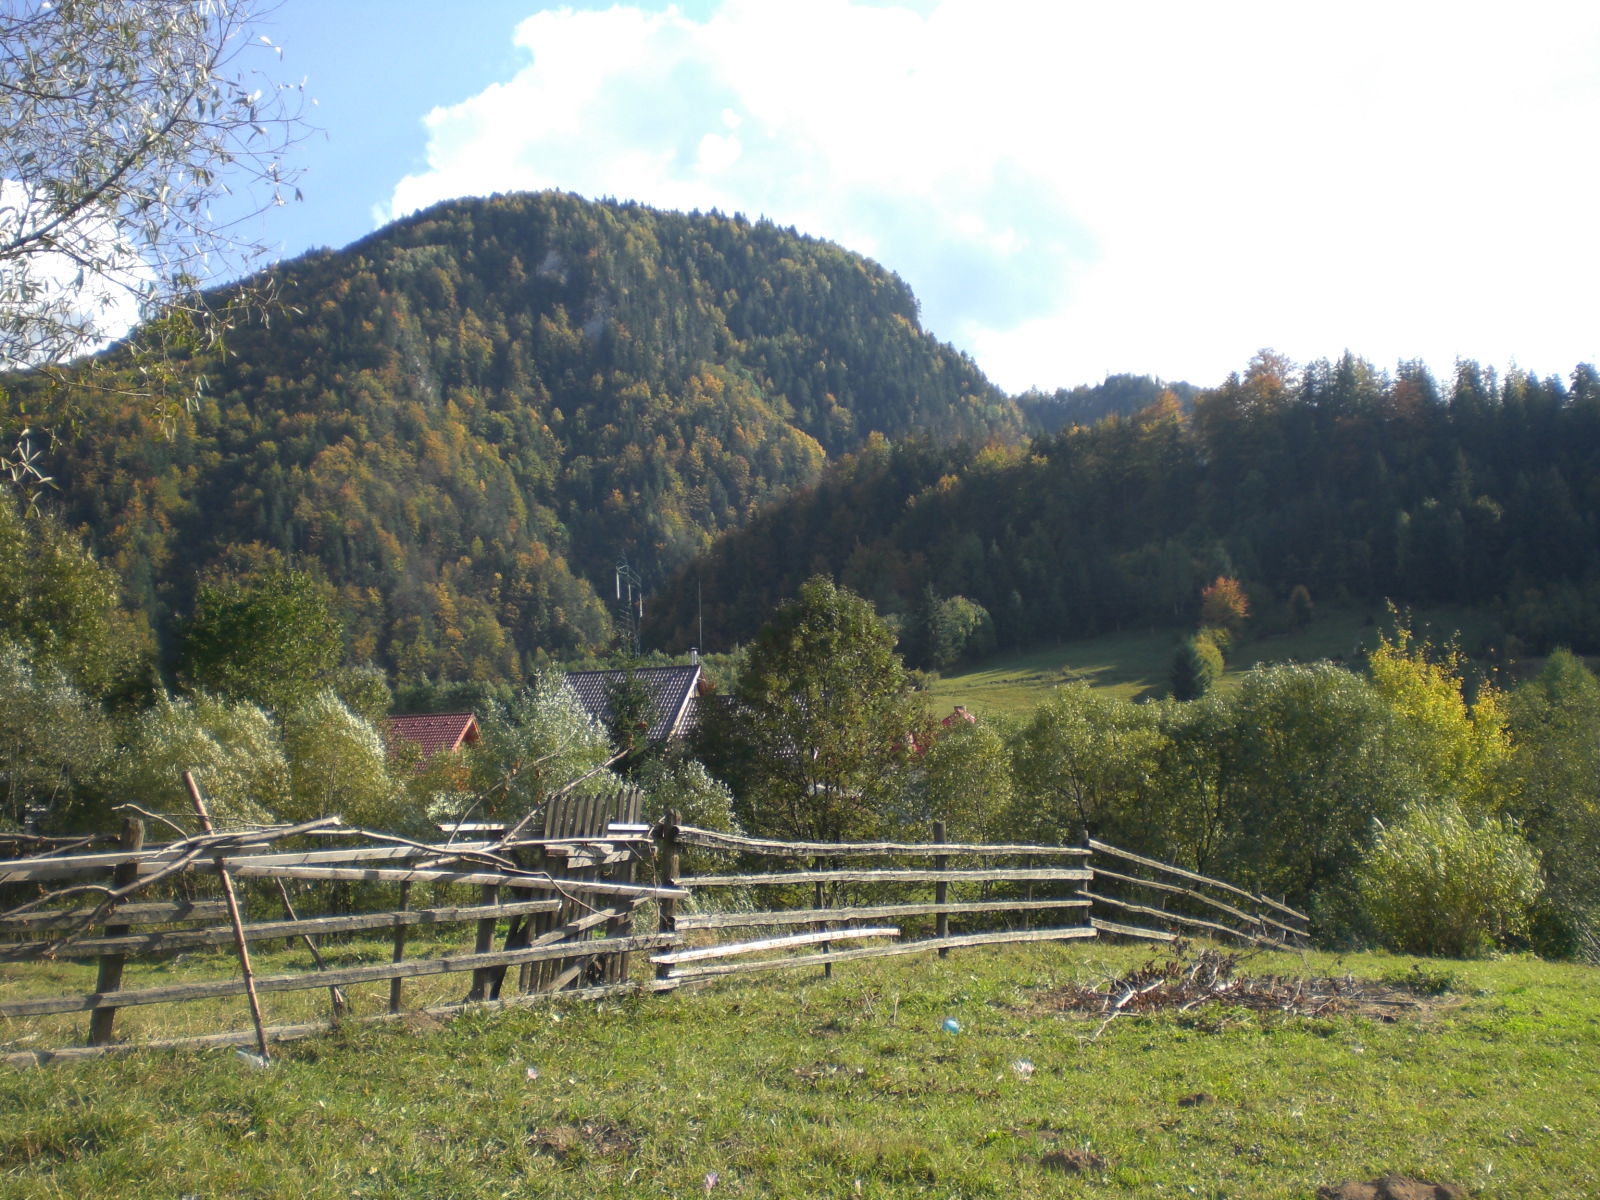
[1042,942,1429,1036]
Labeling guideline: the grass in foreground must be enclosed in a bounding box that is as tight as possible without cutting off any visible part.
[1,942,1596,1198]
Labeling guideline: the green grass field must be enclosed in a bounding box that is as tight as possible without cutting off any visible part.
[1,942,1595,1198]
[924,604,1499,718]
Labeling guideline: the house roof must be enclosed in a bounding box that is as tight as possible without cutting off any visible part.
[384,712,480,762]
[563,665,704,743]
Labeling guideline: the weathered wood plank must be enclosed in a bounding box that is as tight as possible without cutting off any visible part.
[219,862,687,900]
[201,842,494,868]
[0,899,565,960]
[650,927,900,965]
[87,817,143,1046]
[0,933,677,1017]
[0,900,227,934]
[540,849,633,870]
[674,898,1090,931]
[1081,889,1278,946]
[0,833,648,886]
[673,825,1091,858]
[1087,840,1308,924]
[666,926,1097,981]
[1089,916,1179,942]
[1089,865,1305,939]
[2,979,654,1068]
[0,844,263,884]
[0,818,340,883]
[679,867,1092,887]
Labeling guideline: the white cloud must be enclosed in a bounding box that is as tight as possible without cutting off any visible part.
[385,0,1600,392]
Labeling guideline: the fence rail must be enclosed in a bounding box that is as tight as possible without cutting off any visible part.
[1082,839,1308,947]
[652,818,1104,986]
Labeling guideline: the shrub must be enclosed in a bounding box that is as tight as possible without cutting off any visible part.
[1170,635,1223,700]
[1357,800,1542,958]
[118,692,287,828]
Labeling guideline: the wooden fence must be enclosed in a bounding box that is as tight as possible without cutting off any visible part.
[1080,839,1309,949]
[1,805,1306,1067]
[645,816,1307,986]
[0,787,666,1067]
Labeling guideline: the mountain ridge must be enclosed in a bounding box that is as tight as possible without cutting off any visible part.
[27,190,1023,680]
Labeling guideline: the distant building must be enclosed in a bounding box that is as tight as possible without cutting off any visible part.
[942,705,977,727]
[562,664,706,743]
[384,711,481,767]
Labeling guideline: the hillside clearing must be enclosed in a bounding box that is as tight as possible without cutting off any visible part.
[924,605,1499,716]
[1,943,1595,1199]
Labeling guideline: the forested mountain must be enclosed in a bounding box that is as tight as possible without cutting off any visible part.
[1017,373,1202,435]
[648,351,1600,658]
[26,191,1019,680]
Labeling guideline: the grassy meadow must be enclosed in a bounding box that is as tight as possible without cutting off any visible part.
[924,604,1499,717]
[2,941,1596,1199]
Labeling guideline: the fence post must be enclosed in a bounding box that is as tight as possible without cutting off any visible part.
[654,809,680,983]
[389,880,411,1015]
[933,819,949,958]
[87,816,144,1046]
[467,883,499,1002]
[604,791,636,983]
[815,865,831,978]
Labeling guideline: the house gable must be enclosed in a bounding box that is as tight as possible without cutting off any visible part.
[562,665,704,743]
[384,711,481,763]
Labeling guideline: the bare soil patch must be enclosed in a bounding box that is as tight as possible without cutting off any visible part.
[1316,1176,1467,1199]
[1040,1147,1110,1174]
[527,1117,640,1161]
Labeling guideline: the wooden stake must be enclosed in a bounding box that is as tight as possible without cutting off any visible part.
[273,876,347,1019]
[184,772,270,1063]
[933,819,949,959]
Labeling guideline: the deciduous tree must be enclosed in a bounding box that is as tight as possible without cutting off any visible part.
[118,691,287,829]
[702,575,927,842]
[463,671,619,825]
[0,640,115,830]
[178,558,342,714]
[1506,649,1600,957]
[0,494,149,696]
[1199,575,1249,635]
[1366,624,1511,816]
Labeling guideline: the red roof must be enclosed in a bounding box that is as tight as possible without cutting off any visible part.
[384,712,480,762]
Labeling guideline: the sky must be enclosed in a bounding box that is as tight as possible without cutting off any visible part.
[237,0,1600,394]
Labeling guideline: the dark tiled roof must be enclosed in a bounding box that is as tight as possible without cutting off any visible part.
[384,712,480,761]
[563,665,703,742]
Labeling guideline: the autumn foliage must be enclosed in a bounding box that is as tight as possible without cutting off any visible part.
[1199,576,1249,634]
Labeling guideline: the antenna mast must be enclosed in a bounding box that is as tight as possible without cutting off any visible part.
[614,555,644,657]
